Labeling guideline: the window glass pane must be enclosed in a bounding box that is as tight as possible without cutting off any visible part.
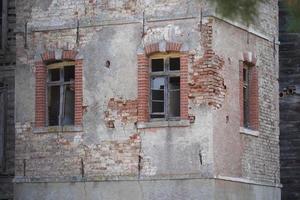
[64,66,75,82]
[62,84,74,125]
[151,77,165,90]
[243,68,248,83]
[152,101,164,113]
[151,59,164,72]
[170,57,180,71]
[169,77,180,90]
[49,69,60,81]
[152,90,164,101]
[169,91,180,117]
[48,86,60,126]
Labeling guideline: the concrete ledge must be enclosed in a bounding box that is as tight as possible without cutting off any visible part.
[215,175,282,188]
[137,120,190,129]
[14,176,281,200]
[33,126,83,134]
[13,174,281,188]
[240,127,259,137]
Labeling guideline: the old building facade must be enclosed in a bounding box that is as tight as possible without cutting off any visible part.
[13,0,280,199]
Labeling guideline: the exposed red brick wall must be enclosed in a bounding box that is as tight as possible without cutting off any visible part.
[41,51,55,63]
[75,59,83,126]
[105,98,138,127]
[180,54,189,119]
[137,54,149,122]
[35,61,46,127]
[239,62,259,130]
[249,66,259,130]
[188,19,226,109]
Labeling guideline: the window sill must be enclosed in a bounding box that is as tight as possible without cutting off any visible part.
[240,127,259,137]
[137,120,190,129]
[33,125,83,134]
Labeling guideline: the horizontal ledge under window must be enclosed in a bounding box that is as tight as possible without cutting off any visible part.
[33,125,83,134]
[240,127,259,137]
[137,120,190,129]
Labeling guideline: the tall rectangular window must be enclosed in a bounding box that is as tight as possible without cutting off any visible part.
[243,67,250,128]
[47,64,75,126]
[150,57,180,120]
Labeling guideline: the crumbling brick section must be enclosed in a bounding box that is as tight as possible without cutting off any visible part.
[189,20,226,109]
[240,62,259,130]
[35,61,46,127]
[105,98,138,127]
[137,54,149,122]
[75,59,83,126]
[15,122,141,179]
[84,134,141,177]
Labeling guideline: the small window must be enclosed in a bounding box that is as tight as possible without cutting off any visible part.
[47,64,75,126]
[243,67,250,128]
[150,56,181,120]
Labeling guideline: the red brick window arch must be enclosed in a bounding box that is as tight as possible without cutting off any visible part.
[35,50,83,127]
[137,42,189,122]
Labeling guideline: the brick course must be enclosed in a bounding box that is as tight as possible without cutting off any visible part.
[137,54,149,122]
[35,61,46,127]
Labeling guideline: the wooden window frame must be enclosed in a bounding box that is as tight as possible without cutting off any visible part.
[149,54,181,121]
[46,61,75,127]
